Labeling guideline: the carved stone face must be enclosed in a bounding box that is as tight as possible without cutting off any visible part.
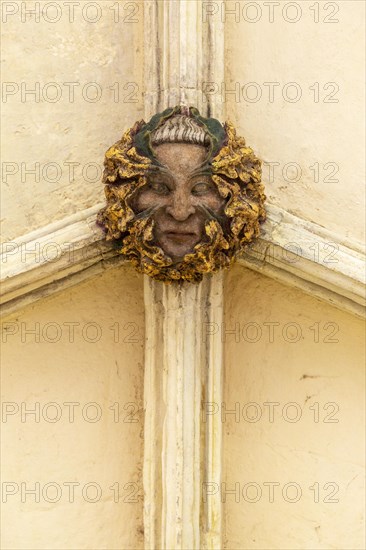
[132,143,226,261]
[97,106,266,283]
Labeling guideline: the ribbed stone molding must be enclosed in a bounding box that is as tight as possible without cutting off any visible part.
[143,274,223,549]
[143,0,224,117]
[1,203,364,318]
[142,1,225,548]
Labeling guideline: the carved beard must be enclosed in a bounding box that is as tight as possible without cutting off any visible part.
[119,202,232,283]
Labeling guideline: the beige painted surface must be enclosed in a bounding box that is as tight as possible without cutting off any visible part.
[2,263,364,550]
[225,0,365,242]
[1,0,144,242]
[222,264,365,550]
[1,264,144,549]
[1,1,365,548]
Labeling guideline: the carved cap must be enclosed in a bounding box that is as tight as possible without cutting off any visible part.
[151,114,212,146]
[133,105,227,159]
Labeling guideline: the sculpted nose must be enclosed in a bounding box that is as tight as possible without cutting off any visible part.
[166,191,195,221]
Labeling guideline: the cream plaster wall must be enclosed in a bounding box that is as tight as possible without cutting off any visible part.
[222,264,365,549]
[1,0,144,242]
[1,1,365,549]
[1,265,144,549]
[224,0,365,242]
[2,265,364,550]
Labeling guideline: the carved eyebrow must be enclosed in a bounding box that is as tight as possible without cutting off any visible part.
[189,162,212,178]
[147,165,174,183]
[148,164,172,176]
[148,161,212,180]
[189,172,213,183]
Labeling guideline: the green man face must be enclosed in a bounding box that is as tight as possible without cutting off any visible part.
[98,106,266,283]
[132,143,227,261]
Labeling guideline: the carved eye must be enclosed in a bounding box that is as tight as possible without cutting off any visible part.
[149,181,170,195]
[191,181,213,196]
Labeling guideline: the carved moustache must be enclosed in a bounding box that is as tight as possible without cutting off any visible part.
[132,202,229,233]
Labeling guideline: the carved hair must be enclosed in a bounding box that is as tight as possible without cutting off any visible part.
[97,106,266,282]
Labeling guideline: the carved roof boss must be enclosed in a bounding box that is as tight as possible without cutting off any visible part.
[98,106,266,282]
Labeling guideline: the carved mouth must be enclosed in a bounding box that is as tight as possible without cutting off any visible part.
[166,231,196,236]
[165,231,197,239]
